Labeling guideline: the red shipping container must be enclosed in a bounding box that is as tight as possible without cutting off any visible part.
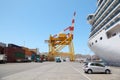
[6,47,25,62]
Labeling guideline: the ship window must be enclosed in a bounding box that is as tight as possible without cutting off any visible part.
[92,42,94,45]
[89,44,91,47]
[95,40,97,43]
[100,37,103,40]
[112,33,116,37]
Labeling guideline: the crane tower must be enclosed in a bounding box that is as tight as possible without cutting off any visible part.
[45,12,76,61]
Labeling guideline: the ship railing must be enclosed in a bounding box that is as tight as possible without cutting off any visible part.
[89,13,120,38]
[106,18,120,30]
[93,0,113,26]
[91,3,120,34]
[93,0,119,27]
[93,0,107,23]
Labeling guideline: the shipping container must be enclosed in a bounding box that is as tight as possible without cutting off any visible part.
[8,44,22,48]
[22,47,33,56]
[6,47,25,62]
[0,42,6,47]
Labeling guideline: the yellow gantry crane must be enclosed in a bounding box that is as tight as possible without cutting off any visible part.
[45,12,76,61]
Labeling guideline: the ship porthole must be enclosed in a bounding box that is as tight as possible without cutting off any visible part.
[100,37,103,40]
[92,42,94,45]
[89,44,91,47]
[95,40,97,43]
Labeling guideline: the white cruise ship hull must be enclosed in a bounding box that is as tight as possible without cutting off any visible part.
[88,23,120,66]
[87,0,120,66]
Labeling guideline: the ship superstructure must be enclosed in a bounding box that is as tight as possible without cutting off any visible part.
[87,0,120,66]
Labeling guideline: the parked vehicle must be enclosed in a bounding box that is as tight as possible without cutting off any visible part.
[83,62,111,74]
[55,57,61,63]
[0,42,7,63]
[35,55,43,62]
[0,54,7,63]
[63,59,66,62]
[23,56,32,62]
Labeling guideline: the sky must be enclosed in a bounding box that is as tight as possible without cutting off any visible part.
[0,0,97,55]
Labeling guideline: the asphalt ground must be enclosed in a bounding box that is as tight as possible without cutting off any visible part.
[0,62,120,80]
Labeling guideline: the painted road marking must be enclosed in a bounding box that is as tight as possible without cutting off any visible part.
[70,65,92,80]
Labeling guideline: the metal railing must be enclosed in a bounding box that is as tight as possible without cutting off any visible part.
[90,11,120,37]
[106,18,120,30]
[93,0,113,26]
[91,2,120,32]
[94,1,119,29]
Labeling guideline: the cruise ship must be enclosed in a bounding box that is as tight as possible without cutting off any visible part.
[87,0,120,66]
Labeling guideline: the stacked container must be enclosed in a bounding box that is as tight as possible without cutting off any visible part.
[6,44,25,62]
[22,47,33,62]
